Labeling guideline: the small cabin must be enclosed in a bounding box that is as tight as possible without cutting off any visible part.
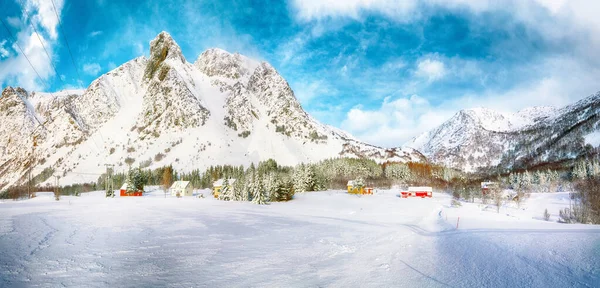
[170,181,193,197]
[347,180,373,195]
[481,182,497,195]
[347,180,355,193]
[213,178,236,198]
[120,183,143,197]
[401,186,433,198]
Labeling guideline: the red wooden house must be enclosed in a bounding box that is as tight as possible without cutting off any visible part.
[119,183,143,197]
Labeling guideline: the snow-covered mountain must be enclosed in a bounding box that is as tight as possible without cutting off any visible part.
[0,32,424,189]
[405,95,600,172]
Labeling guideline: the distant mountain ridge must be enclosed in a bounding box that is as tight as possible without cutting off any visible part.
[0,32,424,189]
[405,93,600,172]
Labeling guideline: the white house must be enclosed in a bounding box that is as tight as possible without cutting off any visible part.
[170,181,193,197]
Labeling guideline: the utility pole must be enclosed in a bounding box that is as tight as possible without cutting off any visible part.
[28,135,37,199]
[104,164,115,198]
[53,175,60,200]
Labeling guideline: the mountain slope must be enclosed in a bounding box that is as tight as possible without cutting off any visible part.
[0,32,424,189]
[405,95,600,172]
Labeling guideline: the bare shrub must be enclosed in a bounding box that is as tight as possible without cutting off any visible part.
[139,158,152,169]
[543,208,550,221]
[572,177,600,224]
[124,157,135,166]
[154,153,165,162]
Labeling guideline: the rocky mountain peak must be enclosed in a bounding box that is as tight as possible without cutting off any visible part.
[144,31,185,80]
[1,86,28,99]
[195,48,260,79]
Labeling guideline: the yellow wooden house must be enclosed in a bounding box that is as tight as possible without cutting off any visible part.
[212,178,236,198]
[347,180,373,195]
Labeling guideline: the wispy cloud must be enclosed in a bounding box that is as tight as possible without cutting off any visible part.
[0,0,65,91]
[0,40,10,58]
[82,63,101,76]
[415,58,445,82]
[89,31,103,38]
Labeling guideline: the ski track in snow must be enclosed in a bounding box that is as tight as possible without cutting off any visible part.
[0,190,599,287]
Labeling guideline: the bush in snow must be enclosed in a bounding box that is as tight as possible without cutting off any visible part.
[543,209,550,221]
[559,208,574,223]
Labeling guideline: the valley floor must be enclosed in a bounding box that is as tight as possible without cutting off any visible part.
[1,189,599,287]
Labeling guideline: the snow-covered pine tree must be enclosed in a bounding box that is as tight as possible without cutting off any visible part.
[305,164,316,192]
[354,177,364,191]
[537,170,548,193]
[233,175,245,201]
[243,166,257,202]
[521,170,532,192]
[547,169,559,192]
[591,160,600,177]
[126,169,136,193]
[573,160,588,180]
[508,173,516,189]
[218,178,232,201]
[293,164,306,193]
[253,174,269,205]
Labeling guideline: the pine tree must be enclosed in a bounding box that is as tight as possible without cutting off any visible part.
[293,164,306,193]
[521,171,532,192]
[253,174,269,205]
[218,178,232,201]
[304,165,316,192]
[591,160,600,177]
[126,169,136,193]
[233,175,245,201]
[537,170,547,193]
[573,160,588,180]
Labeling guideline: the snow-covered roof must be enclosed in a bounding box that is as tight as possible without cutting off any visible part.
[213,178,236,187]
[408,186,432,192]
[171,181,190,190]
[481,182,497,189]
[347,180,354,186]
[120,183,127,190]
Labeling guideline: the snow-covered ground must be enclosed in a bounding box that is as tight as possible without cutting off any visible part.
[1,190,599,287]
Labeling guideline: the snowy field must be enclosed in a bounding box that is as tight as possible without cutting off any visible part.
[1,189,599,287]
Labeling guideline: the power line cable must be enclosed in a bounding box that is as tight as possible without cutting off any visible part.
[1,12,103,157]
[20,0,67,89]
[48,0,108,150]
[0,18,50,94]
[0,18,50,132]
[49,0,83,87]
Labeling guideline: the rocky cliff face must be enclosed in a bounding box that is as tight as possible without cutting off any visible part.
[0,31,424,189]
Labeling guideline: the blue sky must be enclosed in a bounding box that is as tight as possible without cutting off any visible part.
[1,0,600,147]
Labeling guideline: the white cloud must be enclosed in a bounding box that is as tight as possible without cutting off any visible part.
[24,0,64,40]
[292,0,419,22]
[341,54,600,148]
[291,79,334,104]
[6,17,21,28]
[82,63,101,76]
[89,31,103,37]
[341,94,452,146]
[415,58,445,82]
[0,40,10,58]
[0,0,65,91]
